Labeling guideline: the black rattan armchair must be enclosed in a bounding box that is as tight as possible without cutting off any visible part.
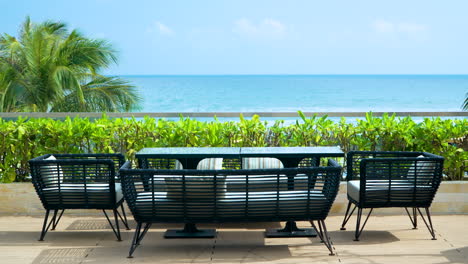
[29,153,130,241]
[120,159,342,257]
[340,151,444,241]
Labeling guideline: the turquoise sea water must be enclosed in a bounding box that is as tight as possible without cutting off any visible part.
[124,75,468,113]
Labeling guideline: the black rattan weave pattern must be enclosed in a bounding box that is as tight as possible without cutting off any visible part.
[346,151,444,208]
[121,159,341,223]
[120,158,341,257]
[341,151,444,241]
[29,153,129,241]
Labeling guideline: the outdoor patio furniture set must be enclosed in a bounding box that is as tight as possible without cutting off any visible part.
[28,147,444,257]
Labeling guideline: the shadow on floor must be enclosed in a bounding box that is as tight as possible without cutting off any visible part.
[322,230,400,245]
[441,246,468,264]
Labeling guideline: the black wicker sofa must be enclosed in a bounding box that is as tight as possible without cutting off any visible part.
[119,158,342,257]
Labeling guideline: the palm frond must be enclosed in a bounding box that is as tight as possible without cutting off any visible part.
[39,20,68,37]
[0,62,25,111]
[463,93,468,111]
[1,17,141,112]
[52,76,140,112]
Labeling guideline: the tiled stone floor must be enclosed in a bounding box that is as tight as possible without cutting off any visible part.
[0,214,466,264]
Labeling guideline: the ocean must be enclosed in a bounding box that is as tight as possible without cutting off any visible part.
[125,75,467,113]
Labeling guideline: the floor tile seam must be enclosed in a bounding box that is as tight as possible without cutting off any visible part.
[210,226,217,263]
[76,235,102,264]
[437,231,467,258]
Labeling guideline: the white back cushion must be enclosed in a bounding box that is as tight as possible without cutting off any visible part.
[174,158,223,170]
[242,158,284,169]
[41,155,63,184]
[407,155,436,182]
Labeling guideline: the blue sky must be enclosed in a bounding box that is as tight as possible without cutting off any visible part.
[2,0,468,75]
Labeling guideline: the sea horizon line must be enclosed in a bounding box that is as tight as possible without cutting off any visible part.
[115,74,468,78]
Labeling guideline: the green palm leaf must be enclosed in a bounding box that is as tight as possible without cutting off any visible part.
[0,17,140,112]
[52,76,141,112]
[463,93,468,111]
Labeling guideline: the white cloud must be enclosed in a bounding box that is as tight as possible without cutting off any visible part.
[234,18,257,35]
[233,18,287,38]
[148,21,174,36]
[397,22,426,33]
[373,20,395,33]
[372,20,427,34]
[263,18,286,34]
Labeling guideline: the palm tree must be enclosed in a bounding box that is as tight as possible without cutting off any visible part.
[463,93,468,111]
[0,17,140,112]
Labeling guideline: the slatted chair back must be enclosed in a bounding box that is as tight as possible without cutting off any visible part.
[120,159,341,224]
[29,154,124,210]
[347,151,444,208]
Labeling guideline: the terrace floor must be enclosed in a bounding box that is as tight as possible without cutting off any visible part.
[0,215,466,264]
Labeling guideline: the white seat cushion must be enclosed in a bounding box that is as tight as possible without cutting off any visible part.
[242,158,284,169]
[347,180,360,202]
[134,190,327,219]
[42,183,123,203]
[347,180,432,203]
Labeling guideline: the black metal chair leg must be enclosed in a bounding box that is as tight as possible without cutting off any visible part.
[128,222,152,258]
[51,209,65,230]
[310,221,322,241]
[354,208,373,241]
[405,207,418,229]
[113,208,122,241]
[417,207,437,240]
[310,221,335,255]
[39,210,51,241]
[128,222,142,258]
[413,207,418,229]
[354,208,362,241]
[340,202,356,230]
[136,223,152,245]
[310,221,324,242]
[103,209,122,241]
[49,209,59,231]
[318,221,324,242]
[119,203,130,230]
[115,205,130,230]
[319,220,335,256]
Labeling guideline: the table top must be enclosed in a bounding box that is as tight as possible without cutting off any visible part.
[136,146,343,158]
[136,147,241,158]
[240,146,343,157]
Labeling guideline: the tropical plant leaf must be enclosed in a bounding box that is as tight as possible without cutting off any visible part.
[0,17,140,112]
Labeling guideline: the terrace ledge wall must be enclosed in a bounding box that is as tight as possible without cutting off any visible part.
[0,182,466,216]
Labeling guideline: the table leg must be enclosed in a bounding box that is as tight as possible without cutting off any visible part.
[265,221,318,237]
[266,157,318,238]
[165,223,216,238]
[165,158,213,238]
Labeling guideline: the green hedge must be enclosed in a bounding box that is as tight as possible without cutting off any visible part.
[0,112,466,182]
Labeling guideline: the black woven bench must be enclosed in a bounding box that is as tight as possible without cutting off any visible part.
[119,159,342,257]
